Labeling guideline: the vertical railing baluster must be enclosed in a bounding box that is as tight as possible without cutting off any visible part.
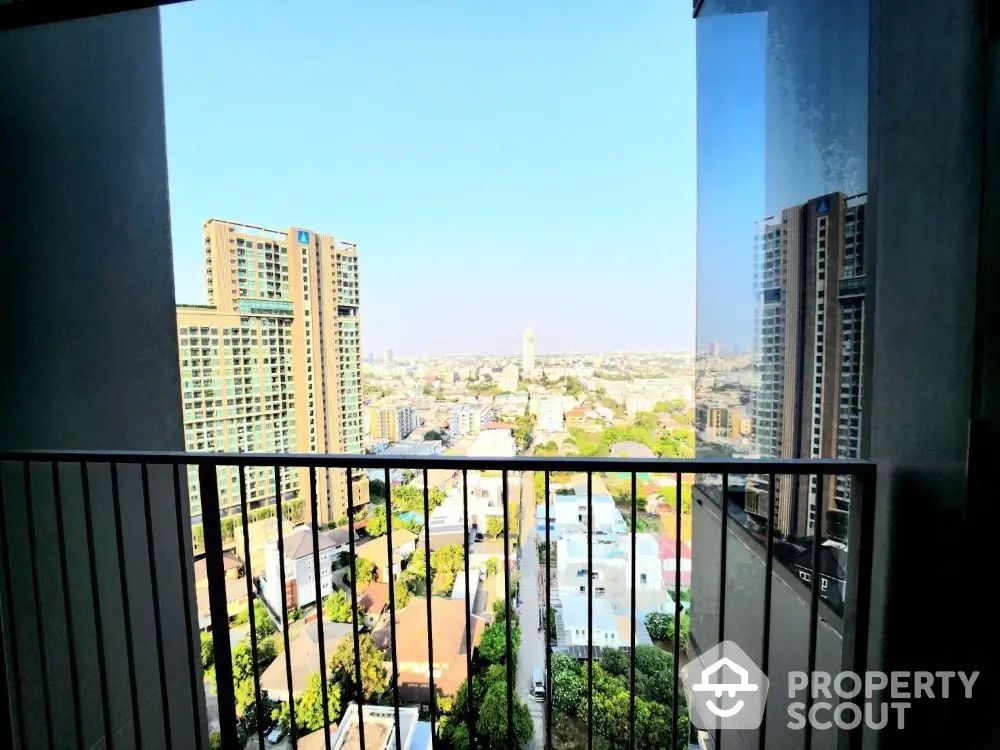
[273,465,298,746]
[586,470,593,750]
[309,467,332,750]
[22,462,55,750]
[383,468,402,750]
[173,462,204,750]
[141,463,173,747]
[672,472,682,747]
[717,471,728,750]
[81,463,113,749]
[844,468,876,750]
[804,475,824,750]
[0,463,27,750]
[629,471,637,750]
[461,469,475,749]
[345,469,366,747]
[202,461,238,750]
[421,470,437,747]
[758,472,776,750]
[50,461,84,749]
[237,465,265,750]
[544,470,552,750]
[501,469,514,749]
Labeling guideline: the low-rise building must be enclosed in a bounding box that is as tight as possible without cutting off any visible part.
[354,529,418,581]
[366,439,443,484]
[369,404,422,442]
[450,403,493,438]
[305,704,430,750]
[467,427,516,458]
[537,397,564,432]
[373,598,486,704]
[559,594,653,653]
[555,532,665,612]
[261,525,337,614]
[496,364,519,393]
[258,619,354,702]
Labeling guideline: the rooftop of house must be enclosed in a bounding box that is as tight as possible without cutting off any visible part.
[273,525,337,561]
[561,532,659,562]
[373,599,486,697]
[258,620,354,701]
[562,594,617,632]
[467,429,516,458]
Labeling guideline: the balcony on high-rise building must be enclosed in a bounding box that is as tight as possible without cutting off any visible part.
[2,1,999,749]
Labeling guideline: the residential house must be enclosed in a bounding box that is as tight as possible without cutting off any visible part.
[374,599,486,704]
[261,525,337,614]
[322,524,360,557]
[258,619,354,702]
[555,533,666,612]
[194,553,248,629]
[559,595,653,654]
[467,427,516,458]
[566,407,601,431]
[354,529,418,581]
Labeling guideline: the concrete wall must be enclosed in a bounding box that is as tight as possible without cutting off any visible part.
[0,9,206,750]
[864,1,986,747]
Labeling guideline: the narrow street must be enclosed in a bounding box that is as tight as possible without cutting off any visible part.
[516,471,546,749]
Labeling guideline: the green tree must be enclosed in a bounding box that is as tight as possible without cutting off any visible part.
[393,577,412,609]
[633,411,659,431]
[485,517,505,539]
[367,506,388,538]
[424,429,444,441]
[431,544,465,577]
[485,557,500,576]
[323,590,354,623]
[551,657,585,714]
[254,600,276,637]
[390,485,446,514]
[349,556,377,587]
[600,648,630,679]
[369,478,386,501]
[423,382,433,395]
[477,620,521,664]
[200,632,214,669]
[475,680,534,748]
[295,672,343,732]
[534,440,558,456]
[645,612,672,641]
[329,633,387,701]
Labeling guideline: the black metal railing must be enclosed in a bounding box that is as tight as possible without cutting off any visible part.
[0,451,874,750]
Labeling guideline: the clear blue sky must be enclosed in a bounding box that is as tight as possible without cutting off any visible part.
[162,0,696,356]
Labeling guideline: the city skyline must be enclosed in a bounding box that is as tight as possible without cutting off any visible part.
[161,0,697,355]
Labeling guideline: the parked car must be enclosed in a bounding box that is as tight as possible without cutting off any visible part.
[531,666,547,702]
[474,532,484,543]
[267,725,287,745]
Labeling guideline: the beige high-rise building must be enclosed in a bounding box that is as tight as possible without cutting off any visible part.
[177,219,368,525]
[746,193,866,539]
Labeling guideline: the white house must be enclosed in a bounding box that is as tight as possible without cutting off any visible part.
[262,525,336,614]
[467,428,516,458]
[556,533,666,612]
[560,595,653,651]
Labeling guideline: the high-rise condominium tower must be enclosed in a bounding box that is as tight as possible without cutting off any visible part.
[177,219,368,525]
[747,193,866,539]
[384,347,393,364]
[522,327,535,380]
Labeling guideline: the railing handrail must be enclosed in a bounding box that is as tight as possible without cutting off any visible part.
[0,449,876,475]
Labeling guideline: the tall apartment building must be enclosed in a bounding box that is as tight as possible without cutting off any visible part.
[747,193,867,538]
[177,219,368,524]
[368,404,419,443]
[522,327,535,380]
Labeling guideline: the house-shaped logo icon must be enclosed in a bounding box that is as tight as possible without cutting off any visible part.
[682,641,769,730]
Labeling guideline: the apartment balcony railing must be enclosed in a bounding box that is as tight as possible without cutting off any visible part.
[0,452,874,750]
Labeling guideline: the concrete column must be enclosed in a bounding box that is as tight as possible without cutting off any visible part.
[0,9,205,750]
